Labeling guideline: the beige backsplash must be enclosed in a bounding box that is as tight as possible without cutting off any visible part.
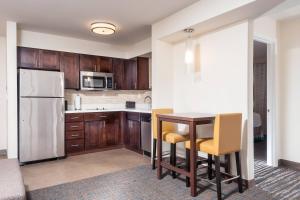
[65,90,152,107]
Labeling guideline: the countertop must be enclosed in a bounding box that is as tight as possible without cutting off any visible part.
[65,108,151,114]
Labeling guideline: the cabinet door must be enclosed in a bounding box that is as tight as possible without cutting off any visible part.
[80,54,97,72]
[124,59,137,90]
[112,58,125,90]
[85,120,101,150]
[126,120,141,151]
[98,56,112,73]
[38,50,60,70]
[17,47,39,69]
[137,57,149,90]
[60,52,80,89]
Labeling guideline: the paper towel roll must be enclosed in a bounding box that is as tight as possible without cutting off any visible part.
[75,95,81,110]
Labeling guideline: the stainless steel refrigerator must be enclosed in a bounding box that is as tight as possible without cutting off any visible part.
[19,69,65,163]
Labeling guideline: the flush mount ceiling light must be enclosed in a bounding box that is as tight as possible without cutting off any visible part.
[91,22,116,35]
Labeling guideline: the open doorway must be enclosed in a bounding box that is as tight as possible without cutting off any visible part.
[253,40,268,162]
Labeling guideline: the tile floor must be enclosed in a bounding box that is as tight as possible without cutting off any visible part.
[21,148,150,191]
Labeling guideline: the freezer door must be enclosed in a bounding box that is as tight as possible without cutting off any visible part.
[19,69,64,97]
[19,98,65,162]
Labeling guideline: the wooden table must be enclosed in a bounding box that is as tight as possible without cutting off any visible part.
[156,113,215,197]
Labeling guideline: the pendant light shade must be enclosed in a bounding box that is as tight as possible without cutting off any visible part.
[184,28,195,74]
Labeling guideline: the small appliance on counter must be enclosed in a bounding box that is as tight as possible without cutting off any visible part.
[74,94,81,110]
[126,101,136,109]
[65,100,68,111]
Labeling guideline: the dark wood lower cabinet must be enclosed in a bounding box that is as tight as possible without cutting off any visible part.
[125,120,141,152]
[65,111,143,156]
[84,120,101,150]
[84,112,121,151]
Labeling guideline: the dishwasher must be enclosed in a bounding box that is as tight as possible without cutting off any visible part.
[140,113,151,156]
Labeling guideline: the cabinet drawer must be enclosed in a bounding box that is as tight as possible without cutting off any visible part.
[65,113,84,122]
[66,130,84,140]
[84,112,115,121]
[126,112,140,121]
[66,122,84,131]
[66,139,84,153]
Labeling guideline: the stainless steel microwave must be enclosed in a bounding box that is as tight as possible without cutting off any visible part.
[80,71,114,91]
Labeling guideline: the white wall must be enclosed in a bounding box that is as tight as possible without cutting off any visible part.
[278,17,300,163]
[18,30,128,58]
[6,22,18,158]
[172,22,252,179]
[18,30,151,59]
[0,37,7,151]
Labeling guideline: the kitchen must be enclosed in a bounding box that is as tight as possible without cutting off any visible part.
[18,46,153,163]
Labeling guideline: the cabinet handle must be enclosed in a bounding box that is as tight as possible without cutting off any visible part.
[134,83,137,89]
[71,144,80,147]
[115,83,117,89]
[94,64,96,72]
[71,125,79,128]
[98,116,107,118]
[71,117,79,119]
[71,134,79,137]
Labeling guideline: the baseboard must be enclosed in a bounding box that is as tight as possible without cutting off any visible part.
[278,159,300,171]
[243,179,255,188]
[0,149,7,156]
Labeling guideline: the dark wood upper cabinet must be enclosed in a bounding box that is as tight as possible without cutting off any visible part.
[137,57,149,90]
[60,52,80,89]
[18,47,150,91]
[124,59,138,90]
[17,47,39,69]
[98,56,113,73]
[124,57,149,90]
[18,47,60,70]
[80,54,97,72]
[38,49,60,70]
[112,58,125,90]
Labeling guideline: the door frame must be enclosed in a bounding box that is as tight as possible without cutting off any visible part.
[253,36,277,167]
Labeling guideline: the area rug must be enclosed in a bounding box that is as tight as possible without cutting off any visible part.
[255,160,300,200]
[27,165,273,200]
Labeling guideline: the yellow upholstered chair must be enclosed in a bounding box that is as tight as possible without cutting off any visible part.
[152,108,189,178]
[185,113,243,200]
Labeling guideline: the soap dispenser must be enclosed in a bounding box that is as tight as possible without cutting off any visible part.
[74,94,81,110]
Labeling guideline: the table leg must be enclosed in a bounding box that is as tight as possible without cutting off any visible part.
[189,122,197,197]
[157,118,162,180]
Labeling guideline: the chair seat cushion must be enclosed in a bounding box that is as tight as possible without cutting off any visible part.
[163,132,189,144]
[0,159,25,200]
[199,139,216,155]
[185,138,210,149]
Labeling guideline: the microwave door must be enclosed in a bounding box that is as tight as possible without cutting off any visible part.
[82,75,106,90]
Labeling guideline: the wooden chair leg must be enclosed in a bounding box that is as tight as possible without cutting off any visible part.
[208,154,213,180]
[215,155,222,200]
[185,148,190,187]
[235,152,243,193]
[152,139,157,170]
[170,143,176,178]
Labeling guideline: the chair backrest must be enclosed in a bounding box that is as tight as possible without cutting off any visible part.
[152,108,176,139]
[213,113,242,155]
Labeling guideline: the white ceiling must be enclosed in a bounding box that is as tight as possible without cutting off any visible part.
[265,0,300,21]
[0,0,199,45]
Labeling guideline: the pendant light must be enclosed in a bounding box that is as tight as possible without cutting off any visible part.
[184,28,194,74]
